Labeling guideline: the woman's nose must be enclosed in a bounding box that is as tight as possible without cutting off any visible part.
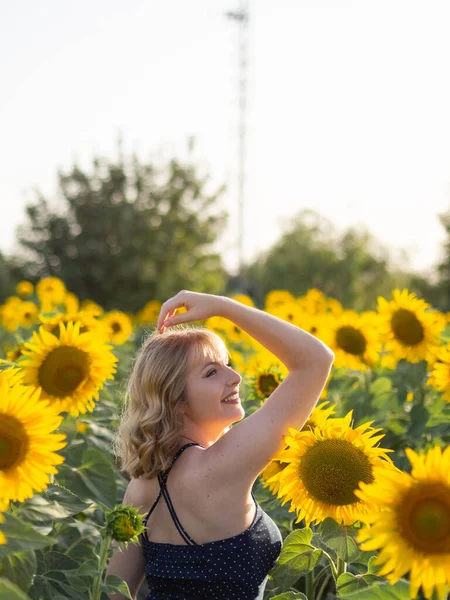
[229,369,242,385]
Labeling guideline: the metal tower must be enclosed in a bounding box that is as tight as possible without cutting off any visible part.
[226,1,249,280]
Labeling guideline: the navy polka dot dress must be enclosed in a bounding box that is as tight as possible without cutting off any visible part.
[141,443,283,600]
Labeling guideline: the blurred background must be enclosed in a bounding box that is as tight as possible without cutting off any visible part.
[2,0,450,312]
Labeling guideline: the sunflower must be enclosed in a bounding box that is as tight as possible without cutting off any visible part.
[0,501,6,545]
[137,300,162,326]
[20,322,117,417]
[377,289,446,363]
[6,343,26,363]
[296,289,328,316]
[16,280,34,298]
[247,365,285,402]
[428,344,450,403]
[80,299,104,316]
[323,310,382,371]
[102,311,133,345]
[260,459,290,495]
[268,302,304,326]
[229,349,245,373]
[0,373,67,503]
[18,301,39,328]
[301,401,336,431]
[36,277,66,312]
[261,402,336,495]
[64,292,80,314]
[76,421,89,435]
[40,311,107,341]
[230,294,255,307]
[355,445,450,600]
[0,367,24,388]
[327,297,344,317]
[264,290,295,312]
[274,413,394,525]
[0,298,20,332]
[221,319,254,350]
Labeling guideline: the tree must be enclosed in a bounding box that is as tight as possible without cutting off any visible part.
[0,252,22,302]
[421,209,450,311]
[240,210,412,311]
[16,152,228,311]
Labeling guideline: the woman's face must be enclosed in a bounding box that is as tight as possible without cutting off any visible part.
[182,338,244,430]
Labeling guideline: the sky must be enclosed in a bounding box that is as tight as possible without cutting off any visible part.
[1,0,450,278]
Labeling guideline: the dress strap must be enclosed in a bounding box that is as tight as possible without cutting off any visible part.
[158,472,198,545]
[141,442,203,544]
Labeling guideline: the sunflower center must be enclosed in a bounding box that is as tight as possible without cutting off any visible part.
[111,322,122,333]
[39,346,90,398]
[398,483,450,554]
[391,309,424,346]
[0,414,29,471]
[258,374,279,397]
[336,326,367,356]
[299,439,374,506]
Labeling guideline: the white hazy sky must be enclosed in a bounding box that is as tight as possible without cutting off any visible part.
[1,0,450,277]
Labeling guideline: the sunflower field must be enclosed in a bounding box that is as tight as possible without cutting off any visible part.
[0,279,450,600]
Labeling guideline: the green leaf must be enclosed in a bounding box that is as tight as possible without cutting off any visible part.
[369,377,392,396]
[0,551,36,593]
[366,555,379,574]
[15,485,91,526]
[0,577,31,600]
[76,558,98,577]
[0,513,56,557]
[338,579,411,599]
[270,593,308,600]
[407,405,429,438]
[319,518,360,563]
[337,572,369,594]
[30,575,90,600]
[42,551,79,574]
[276,528,314,566]
[57,447,117,508]
[102,575,133,599]
[272,528,323,576]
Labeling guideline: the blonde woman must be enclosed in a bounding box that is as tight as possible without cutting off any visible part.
[107,290,334,600]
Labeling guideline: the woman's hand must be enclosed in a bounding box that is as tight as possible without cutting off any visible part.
[157,290,228,333]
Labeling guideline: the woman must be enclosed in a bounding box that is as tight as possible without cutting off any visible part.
[107,290,334,600]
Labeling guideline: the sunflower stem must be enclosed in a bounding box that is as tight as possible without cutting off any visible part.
[91,534,111,600]
[337,556,347,576]
[305,571,314,599]
[364,367,372,398]
[321,550,338,581]
[316,573,331,600]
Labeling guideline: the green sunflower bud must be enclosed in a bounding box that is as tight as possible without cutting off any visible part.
[104,504,145,544]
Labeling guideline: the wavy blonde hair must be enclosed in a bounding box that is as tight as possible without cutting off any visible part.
[113,325,227,479]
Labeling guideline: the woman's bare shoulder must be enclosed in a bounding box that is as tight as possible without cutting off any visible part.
[123,475,158,513]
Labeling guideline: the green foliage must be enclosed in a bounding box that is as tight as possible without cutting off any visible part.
[2,294,450,600]
[0,578,31,600]
[0,252,22,303]
[271,528,323,577]
[14,152,228,311]
[318,519,360,563]
[338,579,411,599]
[270,593,307,600]
[242,210,413,310]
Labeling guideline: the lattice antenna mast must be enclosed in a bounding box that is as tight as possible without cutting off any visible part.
[226,1,249,279]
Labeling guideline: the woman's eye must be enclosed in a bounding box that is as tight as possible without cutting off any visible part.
[206,369,217,377]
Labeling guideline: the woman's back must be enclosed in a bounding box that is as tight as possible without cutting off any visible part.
[138,443,283,600]
[139,443,260,545]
